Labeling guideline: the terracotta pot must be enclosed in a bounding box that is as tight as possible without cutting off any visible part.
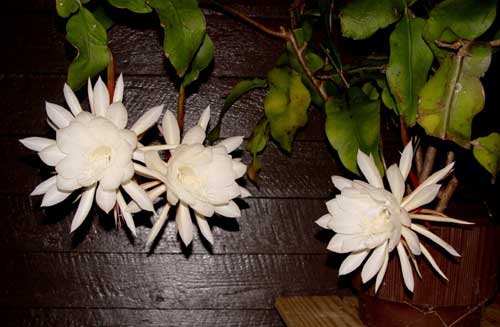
[355,202,500,327]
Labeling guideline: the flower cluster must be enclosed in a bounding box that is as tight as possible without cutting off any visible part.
[21,76,248,247]
[316,142,472,292]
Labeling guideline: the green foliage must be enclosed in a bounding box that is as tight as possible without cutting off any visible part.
[93,5,114,30]
[66,7,110,90]
[387,16,433,126]
[107,0,152,13]
[246,118,270,183]
[340,0,404,40]
[472,133,500,182]
[56,0,89,18]
[418,44,492,148]
[325,88,382,175]
[148,0,206,77]
[376,78,397,112]
[264,68,311,152]
[182,34,214,87]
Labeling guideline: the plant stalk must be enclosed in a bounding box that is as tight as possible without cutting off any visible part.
[419,145,437,183]
[177,84,186,132]
[107,51,115,101]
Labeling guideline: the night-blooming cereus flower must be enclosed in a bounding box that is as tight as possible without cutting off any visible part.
[134,105,250,248]
[315,142,472,293]
[20,75,163,235]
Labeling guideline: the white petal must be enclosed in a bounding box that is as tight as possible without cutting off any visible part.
[182,125,205,145]
[41,184,71,207]
[214,201,241,218]
[176,202,193,246]
[198,105,210,130]
[409,213,473,225]
[87,78,95,114]
[31,175,57,196]
[20,137,55,152]
[162,110,180,145]
[146,204,170,249]
[38,144,65,166]
[375,249,389,292]
[63,83,82,116]
[232,160,246,179]
[218,136,244,153]
[116,191,136,237]
[239,187,251,198]
[133,150,145,163]
[106,102,128,129]
[93,77,109,117]
[361,242,388,283]
[422,162,455,187]
[56,175,81,192]
[167,190,179,206]
[46,102,74,128]
[70,185,96,233]
[397,242,414,292]
[113,73,124,103]
[401,227,421,255]
[133,163,168,185]
[327,233,386,253]
[129,184,167,214]
[195,212,214,244]
[410,223,460,257]
[339,250,369,275]
[420,243,448,280]
[131,105,163,135]
[96,185,117,214]
[122,180,155,212]
[357,150,383,188]
[331,176,352,191]
[399,142,413,181]
[98,165,124,191]
[387,164,405,203]
[144,151,167,175]
[315,214,332,229]
[191,200,215,217]
[402,184,441,212]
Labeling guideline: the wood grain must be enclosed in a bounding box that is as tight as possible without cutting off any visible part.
[0,252,338,309]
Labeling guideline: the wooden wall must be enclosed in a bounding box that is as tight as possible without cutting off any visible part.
[0,1,345,325]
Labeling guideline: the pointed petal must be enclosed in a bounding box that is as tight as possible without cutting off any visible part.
[361,242,387,283]
[128,184,167,214]
[106,102,128,129]
[315,214,332,229]
[146,204,170,249]
[191,199,215,217]
[409,213,473,225]
[116,191,136,237]
[420,243,448,280]
[70,185,96,232]
[20,137,55,152]
[144,151,167,175]
[387,164,405,203]
[198,105,210,130]
[375,249,389,293]
[122,180,155,212]
[131,105,163,135]
[87,78,95,114]
[214,201,241,218]
[93,77,109,117]
[399,142,413,181]
[162,110,180,145]
[218,136,244,153]
[339,250,369,275]
[422,162,455,187]
[401,227,421,255]
[403,184,441,212]
[232,160,246,179]
[31,176,57,196]
[39,144,65,166]
[56,175,81,192]
[357,150,383,188]
[113,73,124,103]
[397,242,414,292]
[133,150,145,163]
[63,83,82,116]
[46,102,74,128]
[239,187,251,198]
[332,176,352,191]
[182,125,205,145]
[410,223,460,257]
[96,184,117,214]
[176,202,193,246]
[195,212,214,244]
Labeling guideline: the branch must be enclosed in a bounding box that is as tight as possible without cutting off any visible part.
[419,145,437,183]
[107,51,115,101]
[177,85,186,132]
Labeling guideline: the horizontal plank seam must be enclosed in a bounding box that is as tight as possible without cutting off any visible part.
[0,251,330,256]
[0,306,278,311]
[0,71,270,79]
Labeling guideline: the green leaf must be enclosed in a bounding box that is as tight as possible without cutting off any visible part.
[417,43,492,148]
[325,87,382,175]
[340,0,404,40]
[182,34,214,87]
[107,0,152,13]
[472,133,500,181]
[264,68,311,152]
[93,5,114,30]
[148,0,206,77]
[362,82,379,100]
[246,118,269,184]
[424,0,496,60]
[387,16,433,126]
[66,7,110,90]
[56,0,91,18]
[376,78,397,112]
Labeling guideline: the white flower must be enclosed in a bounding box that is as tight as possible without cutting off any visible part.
[135,106,251,247]
[316,142,472,292]
[20,75,163,235]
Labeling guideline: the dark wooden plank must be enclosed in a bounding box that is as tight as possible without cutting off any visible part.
[0,196,329,254]
[1,308,282,327]
[0,14,286,77]
[0,75,325,141]
[0,253,338,309]
[7,137,340,197]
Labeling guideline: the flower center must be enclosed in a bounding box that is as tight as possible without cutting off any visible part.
[87,145,112,171]
[177,166,206,191]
